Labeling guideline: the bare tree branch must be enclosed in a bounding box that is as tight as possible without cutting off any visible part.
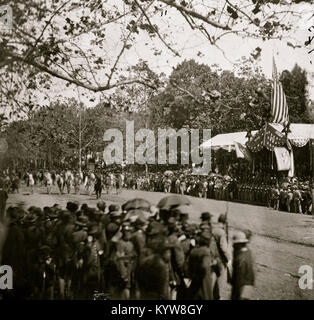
[159,0,231,30]
[225,0,258,26]
[134,0,180,57]
[24,0,72,60]
[106,2,155,87]
[169,80,203,104]
[180,11,196,30]
[4,49,158,92]
[71,42,107,100]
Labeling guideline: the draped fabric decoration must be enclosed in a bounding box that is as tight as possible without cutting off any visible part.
[246,123,288,152]
[288,148,295,177]
[234,141,252,161]
[274,147,291,171]
[289,138,310,148]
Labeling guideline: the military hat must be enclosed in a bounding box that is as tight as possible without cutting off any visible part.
[53,204,62,210]
[218,213,227,224]
[106,222,120,234]
[28,206,37,212]
[232,231,248,244]
[47,207,59,219]
[88,224,101,236]
[75,215,89,227]
[96,201,106,211]
[66,201,79,213]
[39,245,52,256]
[108,204,120,213]
[8,207,24,223]
[60,210,73,222]
[201,212,212,221]
[23,213,39,224]
[81,203,89,211]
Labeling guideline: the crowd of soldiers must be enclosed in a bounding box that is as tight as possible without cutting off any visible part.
[0,193,255,300]
[1,167,312,215]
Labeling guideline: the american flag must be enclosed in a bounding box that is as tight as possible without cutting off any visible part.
[270,57,289,125]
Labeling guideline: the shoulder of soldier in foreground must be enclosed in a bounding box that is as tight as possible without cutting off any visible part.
[237,246,253,260]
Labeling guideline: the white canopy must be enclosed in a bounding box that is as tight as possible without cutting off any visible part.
[270,123,314,140]
[201,123,314,151]
[201,130,258,151]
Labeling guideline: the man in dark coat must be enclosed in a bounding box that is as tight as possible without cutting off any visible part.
[136,251,169,300]
[231,231,255,300]
[55,211,76,299]
[212,213,231,300]
[95,175,103,199]
[186,231,213,300]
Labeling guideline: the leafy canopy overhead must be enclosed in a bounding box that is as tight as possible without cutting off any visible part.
[0,0,308,113]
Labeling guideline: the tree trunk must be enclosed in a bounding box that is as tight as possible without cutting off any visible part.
[78,109,82,174]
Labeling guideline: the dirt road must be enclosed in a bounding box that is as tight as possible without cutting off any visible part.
[6,185,314,300]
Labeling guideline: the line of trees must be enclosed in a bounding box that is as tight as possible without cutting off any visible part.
[0,59,311,171]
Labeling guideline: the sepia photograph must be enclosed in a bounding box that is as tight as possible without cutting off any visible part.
[0,0,313,305]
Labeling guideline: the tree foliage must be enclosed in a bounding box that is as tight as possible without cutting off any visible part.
[0,0,308,112]
[280,64,310,123]
[149,59,272,135]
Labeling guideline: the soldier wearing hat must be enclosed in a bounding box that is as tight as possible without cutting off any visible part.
[211,213,231,300]
[105,222,136,300]
[130,218,147,299]
[271,184,280,210]
[73,172,81,195]
[66,201,79,214]
[36,245,56,299]
[44,207,60,258]
[293,184,303,214]
[231,231,255,300]
[186,230,214,300]
[131,218,147,258]
[97,201,106,213]
[78,224,105,299]
[200,212,213,226]
[54,210,76,299]
[164,217,186,300]
[95,173,103,199]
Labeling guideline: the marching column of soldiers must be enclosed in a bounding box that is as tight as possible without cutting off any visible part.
[1,167,312,215]
[0,194,255,300]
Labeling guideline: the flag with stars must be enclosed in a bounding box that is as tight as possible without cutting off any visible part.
[270,57,289,125]
[246,123,287,152]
